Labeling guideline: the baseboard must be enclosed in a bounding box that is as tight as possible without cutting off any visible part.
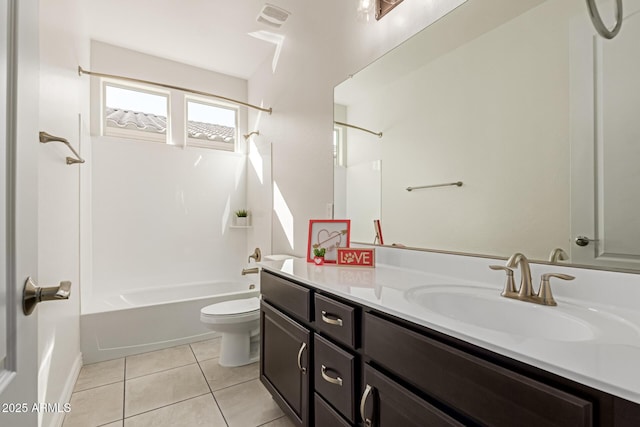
[48,352,83,427]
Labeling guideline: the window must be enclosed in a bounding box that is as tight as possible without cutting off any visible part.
[186,98,238,151]
[103,82,169,142]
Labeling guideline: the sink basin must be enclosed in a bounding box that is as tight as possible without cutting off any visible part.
[404,285,635,342]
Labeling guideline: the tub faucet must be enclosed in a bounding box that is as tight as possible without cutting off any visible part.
[241,267,259,275]
[506,252,533,298]
[248,248,262,263]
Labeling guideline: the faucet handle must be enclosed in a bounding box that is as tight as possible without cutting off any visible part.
[537,273,574,306]
[248,247,262,263]
[489,265,517,296]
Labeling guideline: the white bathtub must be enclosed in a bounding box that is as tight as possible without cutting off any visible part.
[80,279,260,363]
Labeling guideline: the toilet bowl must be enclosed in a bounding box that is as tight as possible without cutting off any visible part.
[200,297,260,367]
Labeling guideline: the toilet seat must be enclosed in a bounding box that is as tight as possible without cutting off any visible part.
[200,297,260,324]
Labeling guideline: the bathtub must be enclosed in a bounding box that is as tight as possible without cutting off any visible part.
[80,279,260,363]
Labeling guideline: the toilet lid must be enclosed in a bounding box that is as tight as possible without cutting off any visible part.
[201,297,260,316]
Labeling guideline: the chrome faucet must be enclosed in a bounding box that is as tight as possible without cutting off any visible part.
[506,252,533,298]
[241,267,259,275]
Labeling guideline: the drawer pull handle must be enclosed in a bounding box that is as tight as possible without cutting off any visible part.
[321,365,343,386]
[321,310,343,326]
[297,342,307,374]
[360,384,373,427]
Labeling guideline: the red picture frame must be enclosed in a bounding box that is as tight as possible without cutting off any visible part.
[374,219,384,245]
[307,219,351,263]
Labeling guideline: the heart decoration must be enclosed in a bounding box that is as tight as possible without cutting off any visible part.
[316,229,342,257]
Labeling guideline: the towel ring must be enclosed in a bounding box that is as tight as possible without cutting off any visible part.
[586,0,623,39]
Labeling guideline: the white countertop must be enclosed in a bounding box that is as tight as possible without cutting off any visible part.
[259,256,640,404]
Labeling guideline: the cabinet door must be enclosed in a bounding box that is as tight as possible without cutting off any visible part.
[260,301,311,427]
[361,365,464,427]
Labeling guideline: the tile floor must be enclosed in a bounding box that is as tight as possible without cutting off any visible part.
[62,338,295,427]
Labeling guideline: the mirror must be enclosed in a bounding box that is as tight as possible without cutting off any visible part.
[334,0,640,272]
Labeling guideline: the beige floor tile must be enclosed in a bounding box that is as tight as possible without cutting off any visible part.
[124,363,209,417]
[200,358,258,391]
[123,394,226,427]
[126,345,196,379]
[74,358,125,392]
[102,422,124,427]
[259,416,296,427]
[62,382,123,427]
[214,379,283,427]
[190,338,221,362]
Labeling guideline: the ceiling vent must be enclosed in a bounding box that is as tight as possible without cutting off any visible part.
[257,4,291,29]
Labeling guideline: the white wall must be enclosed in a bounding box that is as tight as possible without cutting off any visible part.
[87,42,250,301]
[38,0,89,426]
[247,0,465,257]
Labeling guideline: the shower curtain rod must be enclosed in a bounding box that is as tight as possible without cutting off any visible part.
[78,66,272,114]
[334,121,382,138]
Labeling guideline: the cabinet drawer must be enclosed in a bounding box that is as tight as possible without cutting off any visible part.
[314,393,352,427]
[361,364,464,427]
[314,334,356,423]
[314,293,356,348]
[364,313,593,427]
[261,271,311,322]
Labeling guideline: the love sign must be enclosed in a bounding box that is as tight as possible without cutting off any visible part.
[337,248,375,267]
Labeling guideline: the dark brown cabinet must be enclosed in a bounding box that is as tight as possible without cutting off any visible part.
[260,301,311,426]
[260,270,640,427]
[361,365,464,427]
[313,334,356,423]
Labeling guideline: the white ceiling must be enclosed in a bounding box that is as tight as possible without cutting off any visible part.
[84,0,310,80]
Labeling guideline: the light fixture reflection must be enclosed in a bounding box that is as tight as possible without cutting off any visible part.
[357,0,375,22]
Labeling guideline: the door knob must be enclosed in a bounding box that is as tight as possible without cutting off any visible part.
[575,236,598,247]
[23,276,72,315]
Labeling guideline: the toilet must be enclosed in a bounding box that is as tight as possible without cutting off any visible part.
[200,296,260,367]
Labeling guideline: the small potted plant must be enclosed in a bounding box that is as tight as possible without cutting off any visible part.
[313,247,326,265]
[235,209,249,226]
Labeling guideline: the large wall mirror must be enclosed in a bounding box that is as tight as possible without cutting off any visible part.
[334,0,640,272]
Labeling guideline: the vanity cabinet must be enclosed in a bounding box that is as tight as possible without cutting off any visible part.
[260,302,311,426]
[364,313,592,427]
[361,364,464,427]
[260,271,313,427]
[260,270,640,427]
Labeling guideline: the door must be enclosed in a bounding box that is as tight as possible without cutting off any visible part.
[260,301,310,427]
[571,1,640,270]
[0,0,40,426]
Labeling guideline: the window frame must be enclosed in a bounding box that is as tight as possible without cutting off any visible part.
[101,79,170,144]
[185,96,239,152]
